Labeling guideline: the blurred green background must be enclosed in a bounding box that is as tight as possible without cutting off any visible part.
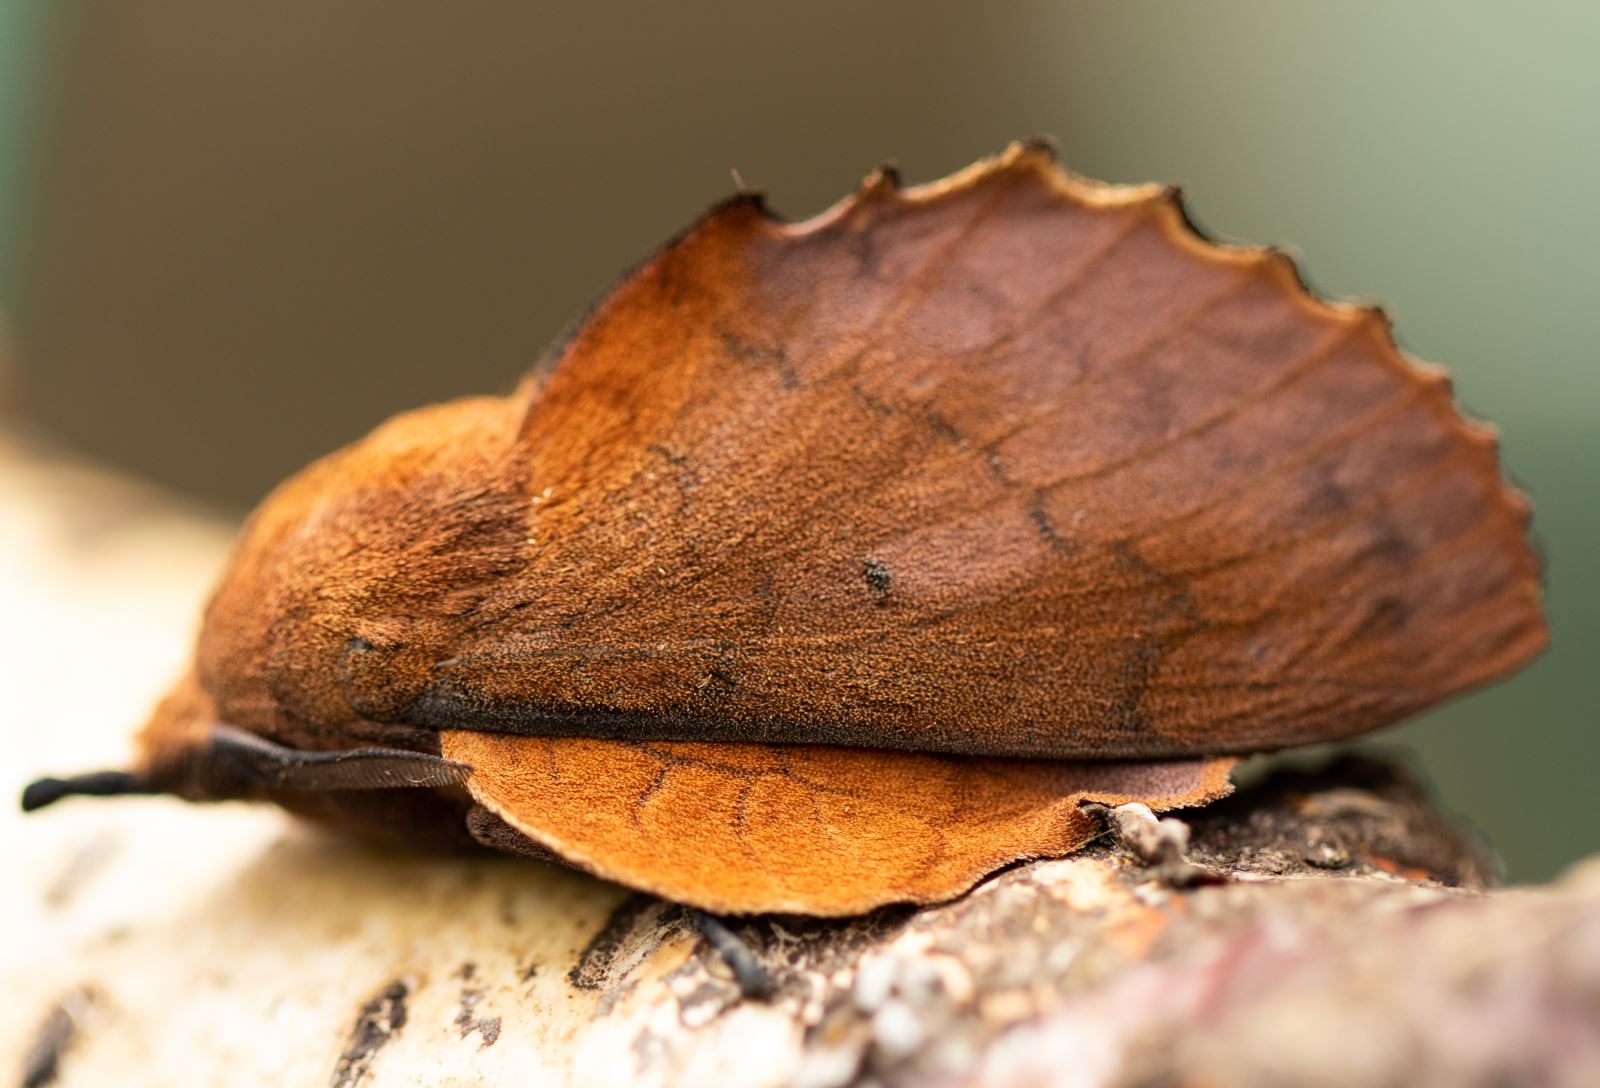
[1,2,1592,879]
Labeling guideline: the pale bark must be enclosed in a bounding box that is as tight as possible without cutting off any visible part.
[4,425,1597,1088]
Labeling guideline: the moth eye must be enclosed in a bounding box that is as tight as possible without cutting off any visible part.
[346,636,374,653]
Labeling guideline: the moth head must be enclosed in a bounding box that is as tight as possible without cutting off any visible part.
[194,394,531,735]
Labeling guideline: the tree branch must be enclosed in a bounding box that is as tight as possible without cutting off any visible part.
[5,426,1596,1088]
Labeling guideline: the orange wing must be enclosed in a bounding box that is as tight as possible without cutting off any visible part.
[445,731,1234,914]
[410,142,1544,758]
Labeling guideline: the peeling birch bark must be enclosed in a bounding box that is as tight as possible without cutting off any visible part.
[4,427,1597,1088]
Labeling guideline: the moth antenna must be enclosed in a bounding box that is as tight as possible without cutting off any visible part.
[207,723,472,792]
[21,771,157,813]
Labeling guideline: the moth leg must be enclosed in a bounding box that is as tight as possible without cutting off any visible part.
[465,806,774,996]
[464,804,567,864]
[686,909,776,1000]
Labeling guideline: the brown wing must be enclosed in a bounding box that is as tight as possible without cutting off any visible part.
[444,731,1234,914]
[412,141,1545,758]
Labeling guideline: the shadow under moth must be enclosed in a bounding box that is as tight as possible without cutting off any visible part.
[25,141,1545,936]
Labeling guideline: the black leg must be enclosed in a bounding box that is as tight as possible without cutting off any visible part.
[464,805,567,864]
[687,908,776,999]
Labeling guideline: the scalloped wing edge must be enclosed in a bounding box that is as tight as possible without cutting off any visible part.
[591,139,1541,609]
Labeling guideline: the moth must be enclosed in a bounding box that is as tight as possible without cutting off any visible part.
[26,141,1545,923]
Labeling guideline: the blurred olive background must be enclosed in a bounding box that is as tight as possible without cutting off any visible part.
[1,2,1593,879]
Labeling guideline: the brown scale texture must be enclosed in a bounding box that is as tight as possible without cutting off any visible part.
[128,142,1544,914]
[444,736,1228,915]
[446,733,1234,914]
[407,143,1543,757]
